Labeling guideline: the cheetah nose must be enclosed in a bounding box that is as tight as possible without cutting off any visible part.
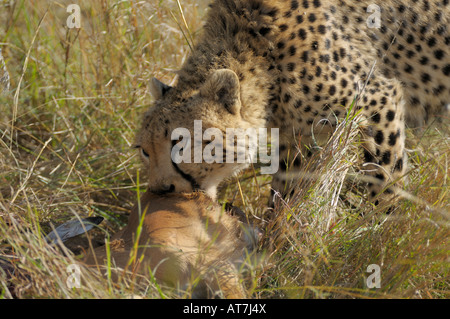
[151,184,176,195]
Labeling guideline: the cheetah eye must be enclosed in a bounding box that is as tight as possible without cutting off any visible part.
[134,145,150,159]
[141,148,150,158]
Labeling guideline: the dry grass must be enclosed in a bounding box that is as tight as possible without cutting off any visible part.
[0,0,448,299]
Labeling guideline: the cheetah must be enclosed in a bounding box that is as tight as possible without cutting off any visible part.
[84,191,260,298]
[135,0,449,206]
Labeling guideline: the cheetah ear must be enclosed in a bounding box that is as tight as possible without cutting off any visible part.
[200,69,241,115]
[149,77,172,100]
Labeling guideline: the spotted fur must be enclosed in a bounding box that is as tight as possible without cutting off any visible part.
[136,0,449,204]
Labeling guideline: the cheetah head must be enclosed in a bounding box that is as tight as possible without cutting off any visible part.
[135,69,259,199]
